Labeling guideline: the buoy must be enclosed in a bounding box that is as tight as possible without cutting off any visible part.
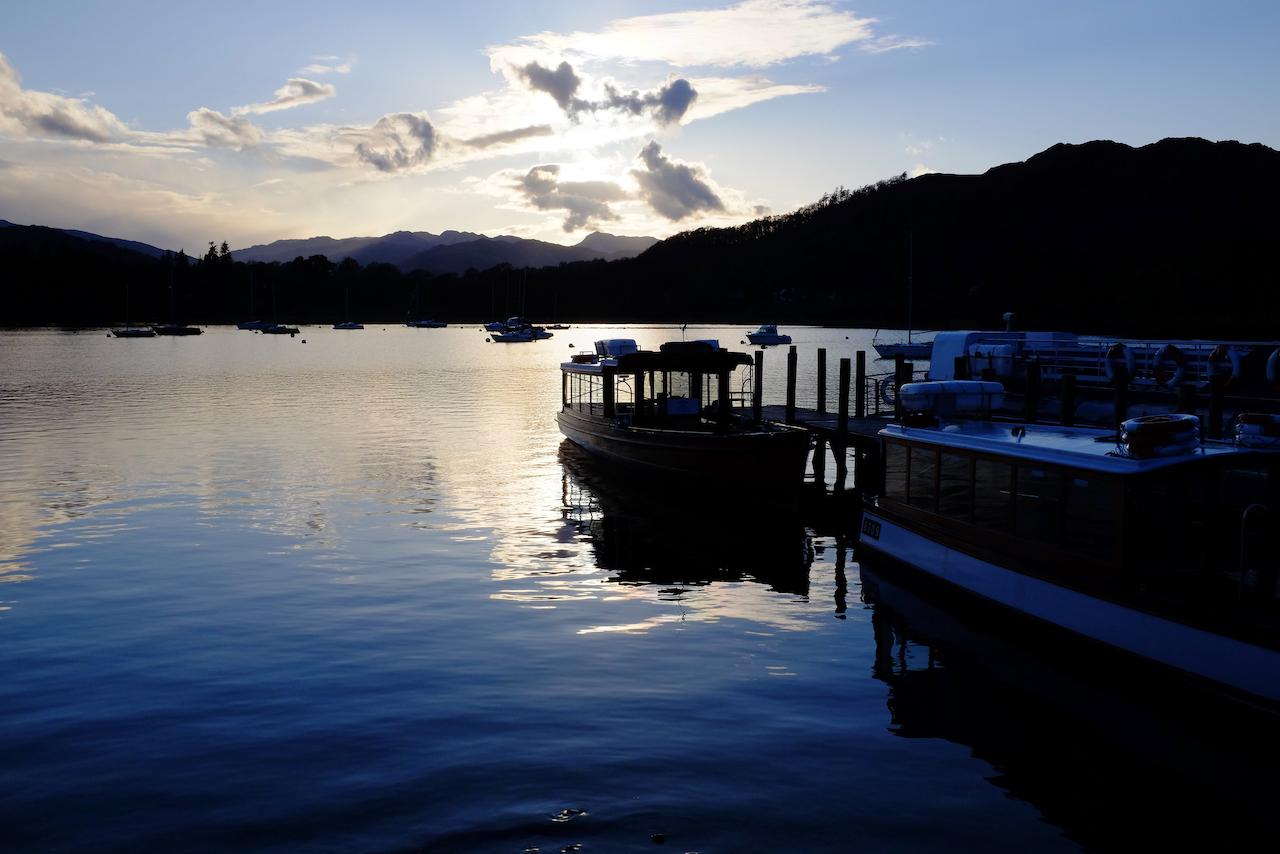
[1151,343,1187,388]
[301,339,306,343]
[1103,343,1135,382]
[486,337,491,342]
[568,343,575,348]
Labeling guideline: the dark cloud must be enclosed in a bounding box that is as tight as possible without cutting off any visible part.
[516,163,628,232]
[186,108,262,149]
[515,59,696,125]
[463,124,553,149]
[353,112,436,172]
[631,141,723,221]
[516,61,590,115]
[603,78,697,125]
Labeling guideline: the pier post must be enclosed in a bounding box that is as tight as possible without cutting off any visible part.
[753,350,764,423]
[816,348,827,413]
[1176,381,1196,416]
[954,355,969,380]
[1061,374,1076,427]
[602,367,616,418]
[1112,363,1130,433]
[1208,373,1225,439]
[1024,360,1041,424]
[893,355,907,422]
[855,351,866,420]
[812,438,827,487]
[717,369,731,430]
[836,358,851,492]
[786,345,798,424]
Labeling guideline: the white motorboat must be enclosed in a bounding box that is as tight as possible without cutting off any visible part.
[746,324,792,346]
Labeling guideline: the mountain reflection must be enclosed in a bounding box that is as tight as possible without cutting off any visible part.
[859,560,1280,850]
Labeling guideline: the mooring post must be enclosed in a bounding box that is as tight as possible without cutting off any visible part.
[1208,373,1225,439]
[1061,373,1076,427]
[785,344,798,424]
[836,357,851,492]
[954,354,969,380]
[816,348,827,414]
[812,438,827,487]
[1176,381,1196,416]
[1113,363,1130,434]
[893,354,907,422]
[753,350,764,423]
[855,350,866,420]
[1024,360,1041,424]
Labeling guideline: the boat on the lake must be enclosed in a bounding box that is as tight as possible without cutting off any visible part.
[491,326,552,342]
[545,323,571,330]
[112,327,155,338]
[857,380,1280,707]
[153,324,202,335]
[746,324,792,346]
[332,320,364,330]
[557,338,811,489]
[406,319,447,328]
[262,323,300,335]
[237,320,272,331]
[873,338,933,360]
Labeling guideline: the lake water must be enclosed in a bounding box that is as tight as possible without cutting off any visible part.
[1,325,1275,852]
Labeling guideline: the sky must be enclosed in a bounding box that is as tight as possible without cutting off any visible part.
[1,0,1277,251]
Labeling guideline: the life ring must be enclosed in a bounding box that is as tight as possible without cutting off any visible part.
[1121,413,1200,440]
[1208,344,1244,386]
[1103,343,1135,383]
[1151,343,1187,388]
[880,377,897,406]
[1266,348,1280,393]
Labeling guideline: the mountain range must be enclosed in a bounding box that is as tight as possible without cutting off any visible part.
[0,218,168,258]
[234,229,658,272]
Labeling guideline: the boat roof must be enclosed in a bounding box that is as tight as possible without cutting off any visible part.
[879,420,1256,474]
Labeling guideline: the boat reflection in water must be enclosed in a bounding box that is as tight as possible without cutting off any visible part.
[559,441,813,597]
[859,559,1280,849]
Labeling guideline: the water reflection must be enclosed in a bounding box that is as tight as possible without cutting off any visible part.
[860,559,1280,849]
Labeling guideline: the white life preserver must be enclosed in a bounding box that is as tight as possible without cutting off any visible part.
[1121,413,1200,457]
[1208,344,1244,385]
[1151,343,1187,388]
[880,377,897,407]
[1103,343,1135,383]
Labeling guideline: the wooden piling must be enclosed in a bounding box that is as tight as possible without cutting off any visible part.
[816,348,827,414]
[1024,360,1041,424]
[855,351,866,420]
[1112,363,1130,432]
[836,358,851,491]
[1061,374,1076,427]
[1208,373,1225,439]
[752,350,763,423]
[785,345,798,424]
[893,354,908,421]
[812,438,827,487]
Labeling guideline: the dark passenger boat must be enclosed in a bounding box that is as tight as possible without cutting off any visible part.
[856,381,1280,707]
[557,339,811,491]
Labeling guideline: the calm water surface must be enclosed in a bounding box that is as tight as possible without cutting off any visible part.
[0,326,1273,851]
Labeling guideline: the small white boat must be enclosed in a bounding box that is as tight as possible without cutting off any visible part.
[112,327,155,338]
[873,339,933,360]
[332,321,364,330]
[406,319,447,328]
[491,326,553,343]
[746,324,792,346]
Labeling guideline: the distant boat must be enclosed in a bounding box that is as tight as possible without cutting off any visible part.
[406,319,447,328]
[873,231,931,360]
[262,323,300,335]
[237,320,272,331]
[545,323,571,331]
[153,324,202,336]
[491,326,552,342]
[112,327,155,338]
[332,320,364,330]
[746,324,791,346]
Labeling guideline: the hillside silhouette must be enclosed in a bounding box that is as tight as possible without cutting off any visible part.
[3,137,1278,336]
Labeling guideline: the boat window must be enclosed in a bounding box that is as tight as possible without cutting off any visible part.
[938,453,972,521]
[909,447,938,510]
[974,459,1013,531]
[885,442,908,503]
[1015,466,1062,544]
[1063,475,1121,562]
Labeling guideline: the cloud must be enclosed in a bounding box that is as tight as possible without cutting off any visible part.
[630,141,724,221]
[0,52,127,142]
[516,163,629,231]
[347,112,436,172]
[234,78,336,115]
[462,124,554,149]
[909,163,937,178]
[185,108,262,149]
[300,56,354,75]
[859,35,935,55]
[491,0,877,70]
[601,78,698,126]
[515,60,591,115]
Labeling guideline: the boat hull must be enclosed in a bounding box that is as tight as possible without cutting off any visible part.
[557,409,811,490]
[873,342,931,360]
[152,325,202,336]
[857,509,1280,706]
[746,334,791,346]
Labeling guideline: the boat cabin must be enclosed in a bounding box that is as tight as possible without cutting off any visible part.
[561,339,755,429]
[872,419,1280,644]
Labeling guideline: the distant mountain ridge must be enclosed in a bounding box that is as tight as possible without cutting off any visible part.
[0,219,168,258]
[234,230,658,272]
